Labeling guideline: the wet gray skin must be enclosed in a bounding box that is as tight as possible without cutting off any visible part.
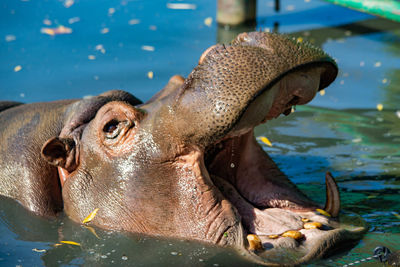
[0,32,366,266]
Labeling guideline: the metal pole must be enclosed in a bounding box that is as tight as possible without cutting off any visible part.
[217,0,257,26]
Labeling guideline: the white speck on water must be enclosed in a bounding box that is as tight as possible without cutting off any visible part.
[286,5,295,11]
[121,255,128,260]
[101,255,107,259]
[141,45,155,52]
[376,117,383,122]
[374,61,382,67]
[352,138,362,143]
[360,61,365,67]
[5,34,16,42]
[396,110,400,119]
[68,17,80,24]
[199,258,204,262]
[166,3,197,10]
[230,163,235,168]
[19,93,25,98]
[129,19,140,25]
[171,251,178,256]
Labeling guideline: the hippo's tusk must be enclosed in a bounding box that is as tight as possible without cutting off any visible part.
[324,172,340,217]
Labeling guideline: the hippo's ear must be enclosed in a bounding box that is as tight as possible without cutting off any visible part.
[41,137,78,172]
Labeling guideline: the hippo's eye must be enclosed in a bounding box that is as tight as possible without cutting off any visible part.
[103,119,121,139]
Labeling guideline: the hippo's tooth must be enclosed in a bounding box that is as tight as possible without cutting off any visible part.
[303,221,323,230]
[281,230,304,240]
[324,172,340,217]
[247,234,264,251]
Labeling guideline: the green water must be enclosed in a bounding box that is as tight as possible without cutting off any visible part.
[1,0,400,266]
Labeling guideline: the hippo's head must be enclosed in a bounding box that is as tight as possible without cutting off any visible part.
[41,32,366,265]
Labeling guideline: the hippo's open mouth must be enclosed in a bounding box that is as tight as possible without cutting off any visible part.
[195,68,366,265]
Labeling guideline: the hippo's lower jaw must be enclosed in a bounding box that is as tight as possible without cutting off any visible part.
[203,130,366,265]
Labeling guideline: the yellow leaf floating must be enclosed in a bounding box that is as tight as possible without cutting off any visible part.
[316,208,331,217]
[392,212,400,220]
[60,240,81,246]
[376,103,383,111]
[258,136,272,147]
[204,17,212,27]
[82,208,99,224]
[14,65,22,72]
[85,226,100,239]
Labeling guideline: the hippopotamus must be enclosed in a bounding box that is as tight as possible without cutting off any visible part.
[0,32,366,266]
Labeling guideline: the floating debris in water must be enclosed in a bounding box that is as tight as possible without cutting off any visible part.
[316,208,331,217]
[32,248,46,253]
[352,137,362,143]
[20,93,25,98]
[5,34,16,42]
[141,45,155,52]
[85,226,100,239]
[88,55,96,60]
[68,17,80,24]
[319,89,326,96]
[95,44,106,54]
[170,251,178,256]
[147,71,154,79]
[258,136,272,147]
[374,61,382,67]
[128,19,140,25]
[376,103,383,111]
[64,0,74,8]
[396,110,400,119]
[392,212,400,220]
[60,240,81,246]
[340,80,345,85]
[149,25,157,31]
[82,208,99,223]
[204,17,212,27]
[101,28,109,34]
[122,255,128,260]
[43,19,52,25]
[167,3,197,10]
[41,25,72,36]
[382,78,388,84]
[286,5,295,11]
[14,65,22,72]
[108,8,115,16]
[360,61,365,67]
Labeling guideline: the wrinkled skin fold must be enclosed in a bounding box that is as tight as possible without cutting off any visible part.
[0,32,366,266]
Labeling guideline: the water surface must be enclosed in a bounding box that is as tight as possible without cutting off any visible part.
[1,0,399,266]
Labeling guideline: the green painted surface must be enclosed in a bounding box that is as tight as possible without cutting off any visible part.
[324,0,400,22]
